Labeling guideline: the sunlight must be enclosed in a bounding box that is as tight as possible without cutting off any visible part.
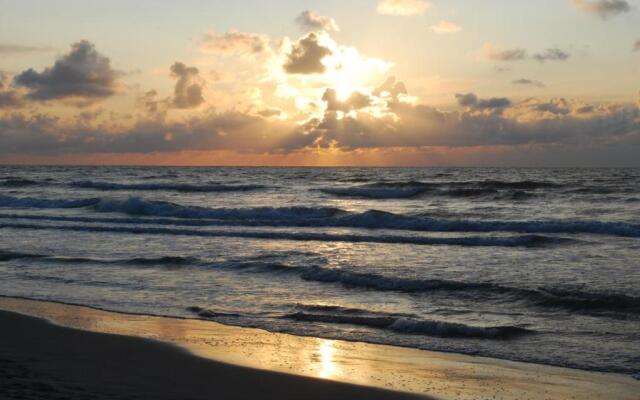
[328,49,390,100]
[318,340,336,379]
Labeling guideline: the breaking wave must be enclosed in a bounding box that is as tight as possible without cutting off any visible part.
[0,221,561,248]
[71,181,269,193]
[317,180,561,199]
[0,195,99,209]
[0,177,40,187]
[228,263,640,314]
[1,195,638,237]
[283,312,532,339]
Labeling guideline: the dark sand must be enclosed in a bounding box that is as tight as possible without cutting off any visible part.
[0,310,428,400]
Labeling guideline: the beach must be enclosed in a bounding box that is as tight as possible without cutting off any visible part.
[1,296,639,400]
[0,305,425,400]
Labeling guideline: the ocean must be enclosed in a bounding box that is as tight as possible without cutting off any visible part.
[0,166,639,379]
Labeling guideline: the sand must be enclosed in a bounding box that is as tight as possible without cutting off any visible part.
[1,296,639,399]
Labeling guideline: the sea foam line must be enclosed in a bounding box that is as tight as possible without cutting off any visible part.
[0,222,558,247]
[0,195,639,237]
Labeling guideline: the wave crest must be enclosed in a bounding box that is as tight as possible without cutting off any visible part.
[71,181,269,193]
[283,312,532,339]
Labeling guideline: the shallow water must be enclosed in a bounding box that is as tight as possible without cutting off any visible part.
[1,166,639,377]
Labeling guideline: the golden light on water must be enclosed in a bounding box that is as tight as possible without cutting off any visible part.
[318,340,337,379]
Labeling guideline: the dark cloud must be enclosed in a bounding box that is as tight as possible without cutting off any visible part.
[455,93,512,110]
[634,40,640,52]
[322,89,371,111]
[572,0,631,18]
[0,91,25,109]
[2,73,639,163]
[139,90,160,113]
[576,105,595,114]
[200,31,270,55]
[296,96,640,152]
[295,10,340,32]
[513,79,546,88]
[283,33,332,74]
[0,111,296,155]
[138,63,206,113]
[532,99,571,115]
[13,40,119,102]
[0,72,25,109]
[533,48,570,62]
[169,62,205,109]
[484,45,527,62]
[2,94,639,159]
[0,43,54,54]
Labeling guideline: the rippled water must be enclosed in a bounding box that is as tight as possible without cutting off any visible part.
[1,166,639,377]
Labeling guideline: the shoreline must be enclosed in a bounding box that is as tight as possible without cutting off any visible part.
[1,296,639,399]
[0,294,632,379]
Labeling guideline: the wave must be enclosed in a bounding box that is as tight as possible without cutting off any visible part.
[283,312,532,339]
[92,197,343,220]
[318,182,430,199]
[0,195,99,209]
[0,250,45,261]
[71,181,269,193]
[186,306,241,318]
[1,195,639,237]
[0,177,40,187]
[474,180,561,190]
[294,303,392,315]
[0,221,561,248]
[228,263,640,315]
[5,244,638,315]
[0,196,640,237]
[0,249,200,266]
[317,180,560,200]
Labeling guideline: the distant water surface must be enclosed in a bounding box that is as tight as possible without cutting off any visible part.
[1,166,639,378]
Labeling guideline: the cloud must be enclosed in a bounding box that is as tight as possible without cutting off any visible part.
[377,0,430,16]
[455,93,512,110]
[2,82,639,163]
[169,62,205,109]
[257,108,282,118]
[283,33,332,74]
[572,0,632,18]
[200,30,270,55]
[322,88,371,111]
[430,20,462,34]
[532,48,571,62]
[0,72,25,109]
[0,110,297,155]
[529,98,571,115]
[0,43,54,54]
[634,40,640,52]
[483,44,527,62]
[139,89,161,113]
[513,79,546,88]
[295,10,340,32]
[373,76,408,100]
[13,40,119,103]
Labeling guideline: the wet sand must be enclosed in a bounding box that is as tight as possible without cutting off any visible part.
[1,296,639,399]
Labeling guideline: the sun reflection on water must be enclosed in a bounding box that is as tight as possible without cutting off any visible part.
[318,339,336,379]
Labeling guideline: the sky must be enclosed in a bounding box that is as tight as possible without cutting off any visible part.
[1,0,639,166]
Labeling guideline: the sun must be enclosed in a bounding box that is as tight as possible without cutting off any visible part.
[322,45,389,101]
